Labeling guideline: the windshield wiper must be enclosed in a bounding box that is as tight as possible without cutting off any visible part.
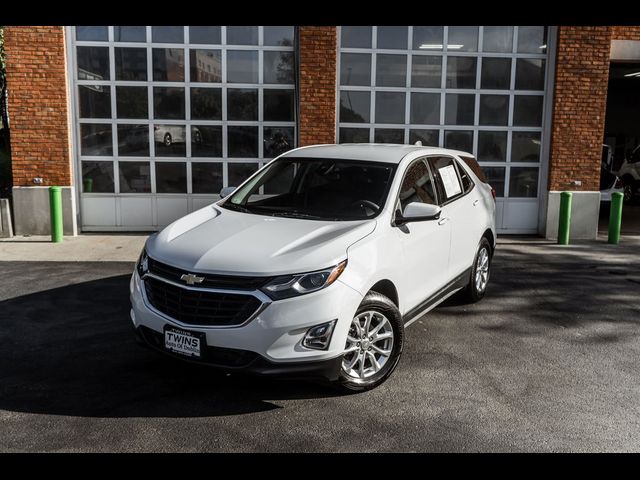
[221,202,253,214]
[268,211,329,220]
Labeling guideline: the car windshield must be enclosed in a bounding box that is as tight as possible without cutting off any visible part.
[221,158,397,221]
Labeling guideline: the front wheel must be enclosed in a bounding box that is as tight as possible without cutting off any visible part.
[462,237,492,303]
[335,292,404,392]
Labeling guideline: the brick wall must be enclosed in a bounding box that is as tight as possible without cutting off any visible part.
[548,26,612,192]
[298,26,337,146]
[4,26,72,187]
[611,26,640,41]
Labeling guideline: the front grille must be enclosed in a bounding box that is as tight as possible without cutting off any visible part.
[138,326,259,367]
[143,276,262,326]
[148,257,273,290]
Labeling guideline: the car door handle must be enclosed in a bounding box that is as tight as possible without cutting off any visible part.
[473,199,479,206]
[438,217,450,226]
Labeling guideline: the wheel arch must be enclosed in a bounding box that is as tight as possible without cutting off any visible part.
[368,279,399,309]
[482,228,495,254]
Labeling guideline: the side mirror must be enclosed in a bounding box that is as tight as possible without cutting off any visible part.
[395,202,441,226]
[219,186,236,199]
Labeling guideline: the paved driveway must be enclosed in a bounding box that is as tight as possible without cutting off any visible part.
[1,238,639,452]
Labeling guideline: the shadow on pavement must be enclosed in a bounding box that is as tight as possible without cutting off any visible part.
[0,273,340,418]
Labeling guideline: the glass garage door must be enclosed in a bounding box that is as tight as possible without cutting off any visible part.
[337,26,551,233]
[69,26,296,230]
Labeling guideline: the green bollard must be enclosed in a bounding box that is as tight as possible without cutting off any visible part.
[608,192,624,244]
[49,186,63,243]
[557,191,572,245]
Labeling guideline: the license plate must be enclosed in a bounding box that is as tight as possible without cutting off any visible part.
[164,327,203,358]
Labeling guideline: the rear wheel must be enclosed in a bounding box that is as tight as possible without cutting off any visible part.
[462,237,492,303]
[335,292,404,392]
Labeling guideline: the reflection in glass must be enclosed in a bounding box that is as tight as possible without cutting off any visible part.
[80,124,113,156]
[114,26,146,42]
[228,163,259,186]
[192,126,222,157]
[374,129,404,144]
[190,87,222,120]
[445,130,473,152]
[82,161,114,193]
[227,50,259,83]
[77,46,110,80]
[79,85,111,118]
[192,162,223,194]
[339,128,370,143]
[189,26,221,44]
[264,26,294,46]
[228,126,259,157]
[479,95,509,126]
[375,91,405,124]
[481,57,511,89]
[264,51,294,84]
[190,50,222,83]
[154,125,187,157]
[512,132,541,162]
[477,131,507,161]
[227,88,258,121]
[445,94,475,125]
[446,56,477,89]
[153,87,185,120]
[517,26,547,53]
[152,48,185,81]
[152,26,184,43]
[376,54,407,87]
[264,127,294,158]
[482,167,505,197]
[515,59,546,91]
[341,26,372,48]
[227,26,259,45]
[117,125,149,156]
[116,86,148,119]
[340,91,370,123]
[115,47,147,81]
[411,56,442,88]
[76,26,108,41]
[513,96,543,126]
[340,53,371,86]
[412,26,444,50]
[263,88,294,122]
[482,26,513,53]
[156,162,187,193]
[409,129,439,146]
[448,26,478,52]
[264,162,295,195]
[377,26,408,49]
[509,167,539,197]
[119,162,151,193]
[410,92,440,125]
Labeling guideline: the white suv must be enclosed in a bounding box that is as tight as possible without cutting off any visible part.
[130,144,496,391]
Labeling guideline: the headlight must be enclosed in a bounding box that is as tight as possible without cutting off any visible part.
[261,260,347,300]
[136,247,149,277]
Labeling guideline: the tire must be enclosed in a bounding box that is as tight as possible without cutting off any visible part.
[335,291,404,393]
[163,133,172,147]
[462,237,492,303]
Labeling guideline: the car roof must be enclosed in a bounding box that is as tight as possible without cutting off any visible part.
[280,143,472,164]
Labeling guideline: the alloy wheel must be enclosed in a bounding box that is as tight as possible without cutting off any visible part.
[341,311,394,380]
[475,247,490,293]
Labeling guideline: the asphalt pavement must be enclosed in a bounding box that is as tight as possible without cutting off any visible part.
[1,237,639,452]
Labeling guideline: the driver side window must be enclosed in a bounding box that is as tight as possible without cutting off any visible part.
[398,159,438,211]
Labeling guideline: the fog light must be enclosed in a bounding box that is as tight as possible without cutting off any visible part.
[302,320,337,350]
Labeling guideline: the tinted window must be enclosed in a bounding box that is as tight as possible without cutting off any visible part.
[455,160,474,193]
[428,156,464,204]
[398,159,437,210]
[459,155,487,183]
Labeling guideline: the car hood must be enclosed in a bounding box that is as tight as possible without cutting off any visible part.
[146,204,377,276]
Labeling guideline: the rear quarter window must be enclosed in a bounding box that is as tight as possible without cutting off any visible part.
[459,155,487,184]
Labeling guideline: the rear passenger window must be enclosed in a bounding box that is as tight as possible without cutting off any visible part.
[398,159,438,210]
[459,155,487,183]
[455,160,474,193]
[427,156,463,204]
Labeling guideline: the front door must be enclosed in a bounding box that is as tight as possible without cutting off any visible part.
[393,158,451,314]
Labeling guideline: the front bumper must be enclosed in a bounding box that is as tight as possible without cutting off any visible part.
[129,270,363,380]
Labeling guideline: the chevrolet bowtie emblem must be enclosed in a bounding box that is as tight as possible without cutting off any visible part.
[180,273,205,285]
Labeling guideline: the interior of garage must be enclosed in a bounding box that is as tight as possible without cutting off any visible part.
[600,61,640,235]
